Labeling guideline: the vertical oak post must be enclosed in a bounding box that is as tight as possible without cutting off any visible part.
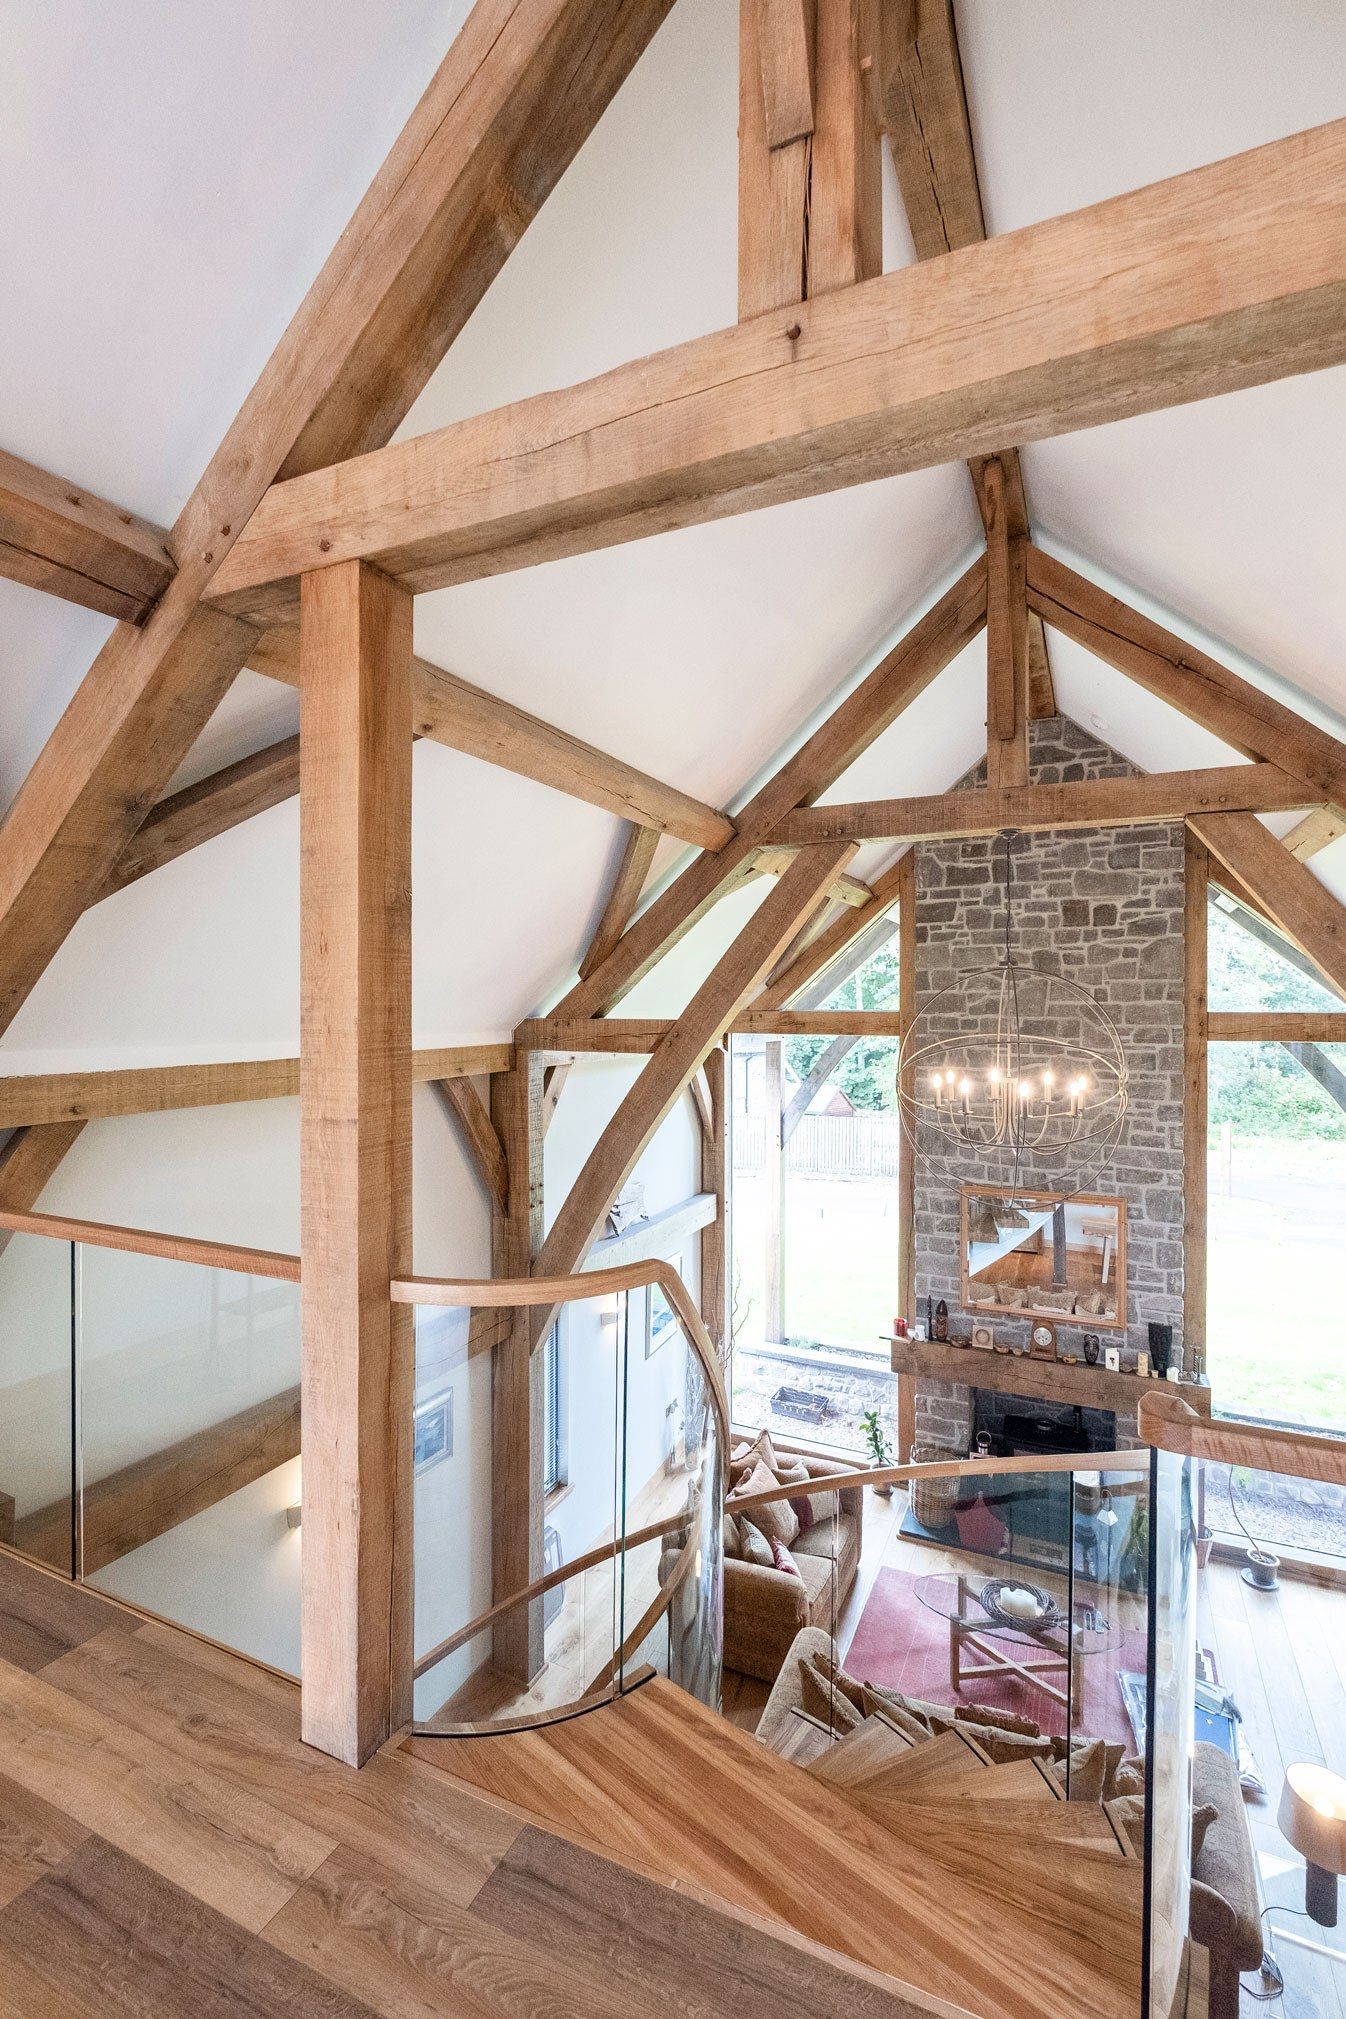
[896,847,918,1463]
[490,1055,546,1683]
[984,458,1030,791]
[1183,829,1209,1375]
[299,559,413,1766]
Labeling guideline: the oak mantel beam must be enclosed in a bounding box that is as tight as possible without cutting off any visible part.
[209,121,1346,616]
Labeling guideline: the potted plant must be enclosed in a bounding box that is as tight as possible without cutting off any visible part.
[860,1409,892,1494]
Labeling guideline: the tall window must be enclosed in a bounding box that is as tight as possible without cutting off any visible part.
[542,1320,565,1495]
[1206,892,1346,1433]
[729,925,901,1457]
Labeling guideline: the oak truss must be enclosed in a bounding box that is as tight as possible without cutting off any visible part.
[2,0,1345,1768]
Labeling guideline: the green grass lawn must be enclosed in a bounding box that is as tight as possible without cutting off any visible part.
[1206,1137,1346,1429]
[731,1170,899,1356]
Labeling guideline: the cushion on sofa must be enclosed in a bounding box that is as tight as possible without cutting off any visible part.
[734,1461,800,1547]
[739,1523,775,1569]
[797,1656,865,1733]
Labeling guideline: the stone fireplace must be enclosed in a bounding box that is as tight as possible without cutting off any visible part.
[909,716,1186,1455]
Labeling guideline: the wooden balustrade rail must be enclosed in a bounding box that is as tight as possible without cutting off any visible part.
[1140,1392,1346,1486]
[392,1256,729,1452]
[0,1206,300,1281]
[725,1446,1149,1518]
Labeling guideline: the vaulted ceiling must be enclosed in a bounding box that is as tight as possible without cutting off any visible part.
[1,0,1343,1066]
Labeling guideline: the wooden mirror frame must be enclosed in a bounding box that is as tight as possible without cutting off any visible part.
[959,1183,1128,1332]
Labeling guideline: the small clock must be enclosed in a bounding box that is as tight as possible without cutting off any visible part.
[1029,1320,1058,1360]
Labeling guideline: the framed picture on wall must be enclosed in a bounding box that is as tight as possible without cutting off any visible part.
[646,1253,684,1358]
[413,1388,453,1474]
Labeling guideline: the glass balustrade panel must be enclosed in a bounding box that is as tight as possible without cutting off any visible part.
[412,1291,631,1730]
[74,1244,301,1672]
[0,1233,75,1575]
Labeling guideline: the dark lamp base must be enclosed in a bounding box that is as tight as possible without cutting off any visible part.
[1307,1859,1339,1928]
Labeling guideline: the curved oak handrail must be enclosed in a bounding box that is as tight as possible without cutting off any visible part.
[725,1445,1150,1518]
[392,1257,730,1457]
[0,1206,301,1281]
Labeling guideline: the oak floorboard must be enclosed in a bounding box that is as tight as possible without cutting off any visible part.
[263,1839,651,2019]
[0,1552,122,1672]
[0,1835,378,2018]
[0,1768,88,1908]
[0,1657,334,1932]
[471,1822,939,2019]
[42,1623,520,1906]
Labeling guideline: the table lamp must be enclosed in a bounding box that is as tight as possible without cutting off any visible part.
[1279,1763,1346,1927]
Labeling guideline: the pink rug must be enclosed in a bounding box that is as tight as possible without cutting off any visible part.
[841,1567,1144,1749]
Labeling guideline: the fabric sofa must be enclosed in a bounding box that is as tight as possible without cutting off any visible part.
[723,1455,862,1682]
[1189,1741,1263,2019]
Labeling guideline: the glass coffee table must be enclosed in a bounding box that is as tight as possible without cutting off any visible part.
[914,1569,1117,1720]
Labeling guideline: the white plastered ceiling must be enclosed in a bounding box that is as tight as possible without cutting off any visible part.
[0,0,1344,1065]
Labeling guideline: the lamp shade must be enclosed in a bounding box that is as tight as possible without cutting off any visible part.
[1279,1763,1346,1876]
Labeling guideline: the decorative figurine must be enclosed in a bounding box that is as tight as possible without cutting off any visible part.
[1148,1321,1173,1376]
[934,1298,949,1342]
[1083,1334,1101,1365]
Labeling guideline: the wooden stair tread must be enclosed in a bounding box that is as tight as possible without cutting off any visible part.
[805,1711,919,1790]
[935,1756,1062,1803]
[884,1794,1126,1854]
[407,1678,1142,2019]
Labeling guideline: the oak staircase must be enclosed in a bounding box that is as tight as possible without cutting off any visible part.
[407,1673,1144,2019]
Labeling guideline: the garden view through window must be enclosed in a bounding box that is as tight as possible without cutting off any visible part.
[729,923,901,1461]
[1205,891,1346,1560]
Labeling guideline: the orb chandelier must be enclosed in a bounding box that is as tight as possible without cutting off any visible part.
[896,830,1128,1196]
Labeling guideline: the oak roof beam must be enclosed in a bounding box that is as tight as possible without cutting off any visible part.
[250,626,733,850]
[0,445,174,624]
[778,765,1312,845]
[1188,811,1346,1003]
[208,117,1346,618]
[0,0,677,1042]
[877,0,1055,715]
[1026,547,1346,815]
[0,1045,514,1128]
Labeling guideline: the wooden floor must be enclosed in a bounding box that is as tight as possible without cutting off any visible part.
[412,1665,1143,2019]
[1200,1556,1346,2019]
[0,1546,954,2019]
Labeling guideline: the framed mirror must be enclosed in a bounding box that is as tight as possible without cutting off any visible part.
[960,1185,1127,1330]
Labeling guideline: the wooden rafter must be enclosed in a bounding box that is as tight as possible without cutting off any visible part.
[0,445,174,624]
[13,1386,300,1576]
[738,0,881,320]
[529,844,856,1339]
[1281,807,1346,862]
[251,627,732,849]
[99,736,301,899]
[778,765,1312,844]
[0,1046,512,1128]
[579,825,660,981]
[209,118,1346,618]
[1189,811,1346,1001]
[0,0,677,1043]
[552,560,986,1019]
[1026,547,1346,814]
[983,457,1029,790]
[754,851,904,1008]
[877,0,1056,717]
[754,849,874,905]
